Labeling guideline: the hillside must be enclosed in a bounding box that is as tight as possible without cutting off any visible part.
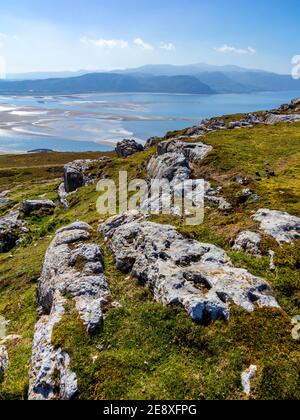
[0,99,299,400]
[0,73,214,95]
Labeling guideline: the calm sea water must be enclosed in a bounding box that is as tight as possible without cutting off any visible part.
[0,90,299,153]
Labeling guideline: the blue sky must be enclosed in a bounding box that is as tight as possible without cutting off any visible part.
[0,0,299,74]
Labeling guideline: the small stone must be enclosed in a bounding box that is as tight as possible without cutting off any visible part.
[232,231,262,256]
[241,365,258,396]
[268,250,276,271]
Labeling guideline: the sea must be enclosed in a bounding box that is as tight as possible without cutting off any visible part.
[0,90,299,153]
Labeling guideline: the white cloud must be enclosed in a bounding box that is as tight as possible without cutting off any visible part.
[134,38,154,51]
[214,44,256,55]
[80,37,128,49]
[160,42,175,51]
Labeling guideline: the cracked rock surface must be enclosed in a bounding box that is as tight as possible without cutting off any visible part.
[28,222,110,400]
[232,231,262,256]
[254,209,300,244]
[100,212,279,324]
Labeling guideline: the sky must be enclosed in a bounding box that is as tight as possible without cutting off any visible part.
[0,0,299,74]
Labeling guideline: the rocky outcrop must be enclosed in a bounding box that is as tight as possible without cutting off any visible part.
[147,152,191,185]
[115,139,144,158]
[232,231,262,256]
[63,160,95,194]
[184,99,300,138]
[0,345,9,381]
[100,212,279,324]
[0,191,11,208]
[0,209,28,253]
[145,139,230,212]
[59,158,108,208]
[157,138,213,164]
[28,222,110,400]
[265,114,300,125]
[23,199,56,216]
[254,209,300,244]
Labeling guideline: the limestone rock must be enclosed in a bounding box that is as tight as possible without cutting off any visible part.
[232,231,262,256]
[0,209,28,253]
[157,138,213,164]
[265,113,300,125]
[241,365,258,396]
[63,159,102,194]
[115,139,144,158]
[28,222,110,400]
[147,152,191,185]
[0,345,9,380]
[0,191,11,208]
[23,199,56,216]
[254,209,300,244]
[100,213,279,324]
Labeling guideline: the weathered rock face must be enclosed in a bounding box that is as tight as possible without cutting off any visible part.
[147,152,191,185]
[28,222,110,401]
[146,140,230,213]
[115,139,144,158]
[157,138,213,164]
[0,191,11,208]
[254,209,300,244]
[0,209,28,253]
[23,199,56,216]
[63,161,89,194]
[232,231,262,256]
[100,212,279,324]
[0,345,9,381]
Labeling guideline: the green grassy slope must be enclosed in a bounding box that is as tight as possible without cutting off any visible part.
[0,120,299,400]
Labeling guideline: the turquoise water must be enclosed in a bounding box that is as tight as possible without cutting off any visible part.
[0,91,299,153]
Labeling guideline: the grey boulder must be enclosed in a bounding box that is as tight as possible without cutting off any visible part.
[115,139,144,158]
[254,209,300,244]
[23,199,56,216]
[232,231,262,256]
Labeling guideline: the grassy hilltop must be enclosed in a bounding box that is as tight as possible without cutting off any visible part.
[0,117,299,400]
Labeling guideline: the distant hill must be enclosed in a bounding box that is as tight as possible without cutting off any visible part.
[116,63,300,93]
[0,73,214,95]
[3,63,300,95]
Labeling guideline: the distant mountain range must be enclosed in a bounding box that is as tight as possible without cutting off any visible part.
[2,63,300,95]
